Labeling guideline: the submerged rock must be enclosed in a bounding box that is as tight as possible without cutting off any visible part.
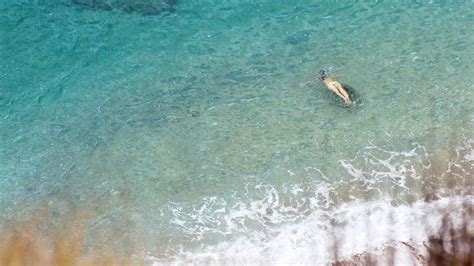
[72,0,177,15]
[283,30,314,45]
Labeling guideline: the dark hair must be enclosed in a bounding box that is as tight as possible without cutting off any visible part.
[319,70,328,80]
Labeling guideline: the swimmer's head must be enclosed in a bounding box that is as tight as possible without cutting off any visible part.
[319,70,328,80]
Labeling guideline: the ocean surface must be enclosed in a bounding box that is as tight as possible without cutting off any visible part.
[1,0,473,264]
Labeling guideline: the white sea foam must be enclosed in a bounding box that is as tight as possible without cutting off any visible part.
[147,140,473,265]
[149,196,472,265]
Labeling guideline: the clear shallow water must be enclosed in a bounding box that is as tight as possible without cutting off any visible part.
[1,0,473,263]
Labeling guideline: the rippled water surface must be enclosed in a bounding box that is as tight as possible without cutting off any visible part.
[1,0,473,263]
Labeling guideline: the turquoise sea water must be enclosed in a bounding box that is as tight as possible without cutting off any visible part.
[1,1,473,263]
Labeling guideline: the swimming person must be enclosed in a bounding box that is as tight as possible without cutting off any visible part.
[319,70,352,105]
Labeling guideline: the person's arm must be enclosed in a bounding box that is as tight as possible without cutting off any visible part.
[299,78,319,87]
